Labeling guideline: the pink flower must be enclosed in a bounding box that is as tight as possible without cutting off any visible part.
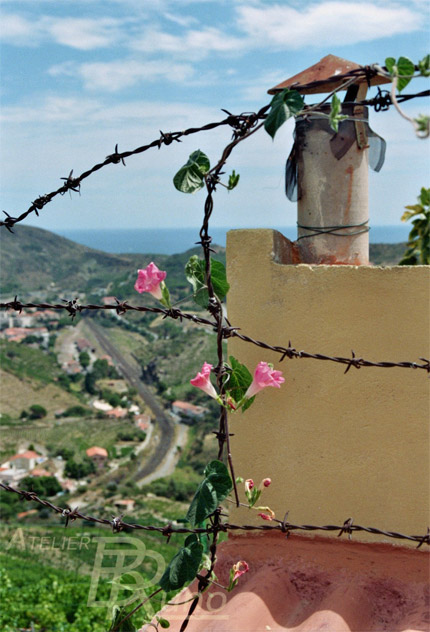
[190,362,218,400]
[244,362,285,399]
[134,263,167,300]
[257,512,273,521]
[244,479,254,493]
[232,560,249,583]
[260,478,271,489]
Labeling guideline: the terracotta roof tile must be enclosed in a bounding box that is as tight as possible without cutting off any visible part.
[86,446,108,458]
[10,451,40,460]
[145,533,429,631]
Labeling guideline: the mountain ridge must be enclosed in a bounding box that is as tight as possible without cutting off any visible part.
[0,225,219,296]
[0,224,404,297]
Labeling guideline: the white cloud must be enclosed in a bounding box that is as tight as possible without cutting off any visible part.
[0,13,42,44]
[163,11,198,27]
[46,17,121,50]
[0,13,123,49]
[0,96,102,123]
[236,2,421,49]
[131,26,244,56]
[239,70,295,104]
[0,94,220,128]
[49,59,195,91]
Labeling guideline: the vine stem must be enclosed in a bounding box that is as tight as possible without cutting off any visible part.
[390,74,429,138]
[111,587,163,632]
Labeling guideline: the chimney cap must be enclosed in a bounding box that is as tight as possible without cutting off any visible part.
[268,55,391,95]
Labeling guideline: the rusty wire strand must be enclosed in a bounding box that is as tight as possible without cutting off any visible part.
[0,109,269,232]
[1,299,428,373]
[1,483,428,548]
[196,115,268,506]
[1,65,429,630]
[1,81,428,232]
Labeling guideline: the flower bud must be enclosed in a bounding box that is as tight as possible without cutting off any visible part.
[244,479,254,493]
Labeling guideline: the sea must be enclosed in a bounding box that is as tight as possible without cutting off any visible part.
[56,226,409,256]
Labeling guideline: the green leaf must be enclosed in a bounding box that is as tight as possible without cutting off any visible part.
[399,252,418,266]
[385,56,415,92]
[241,394,256,413]
[415,115,430,136]
[330,93,342,118]
[402,205,425,222]
[228,170,240,191]
[109,606,136,631]
[418,54,430,77]
[404,204,424,213]
[160,282,171,309]
[264,89,304,139]
[186,480,217,527]
[156,616,170,629]
[158,535,203,591]
[186,461,232,527]
[203,461,232,501]
[419,187,430,207]
[225,356,253,408]
[399,188,430,265]
[173,150,210,194]
[329,93,347,133]
[396,56,415,92]
[173,164,205,194]
[185,255,230,308]
[385,57,396,74]
[401,210,419,222]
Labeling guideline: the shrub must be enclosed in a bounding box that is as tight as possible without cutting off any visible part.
[20,476,61,497]
[54,447,74,461]
[79,351,90,369]
[62,405,90,417]
[142,467,201,502]
[64,458,96,479]
[29,404,47,420]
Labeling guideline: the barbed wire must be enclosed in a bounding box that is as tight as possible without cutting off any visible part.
[229,330,430,373]
[1,298,428,374]
[1,482,428,548]
[1,61,429,631]
[0,107,269,233]
[1,77,428,233]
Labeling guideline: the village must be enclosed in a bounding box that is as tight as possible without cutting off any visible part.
[0,304,209,512]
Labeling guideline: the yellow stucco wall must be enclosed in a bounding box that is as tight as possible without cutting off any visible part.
[226,228,430,545]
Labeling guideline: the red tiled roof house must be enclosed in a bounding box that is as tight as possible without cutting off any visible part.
[86,446,108,469]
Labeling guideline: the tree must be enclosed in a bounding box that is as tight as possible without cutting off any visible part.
[64,458,96,479]
[399,187,430,265]
[84,372,97,395]
[28,404,47,419]
[20,476,61,497]
[79,351,90,369]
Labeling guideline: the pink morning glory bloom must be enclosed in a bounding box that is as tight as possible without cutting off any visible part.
[244,362,285,399]
[134,262,167,300]
[232,560,249,583]
[190,362,218,400]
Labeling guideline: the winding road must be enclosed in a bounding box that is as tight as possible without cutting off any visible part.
[84,318,175,482]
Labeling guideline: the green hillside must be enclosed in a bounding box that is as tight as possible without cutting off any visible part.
[0,225,404,298]
[0,225,132,295]
[0,225,225,298]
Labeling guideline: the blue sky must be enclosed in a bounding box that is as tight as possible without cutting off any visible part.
[0,0,429,232]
